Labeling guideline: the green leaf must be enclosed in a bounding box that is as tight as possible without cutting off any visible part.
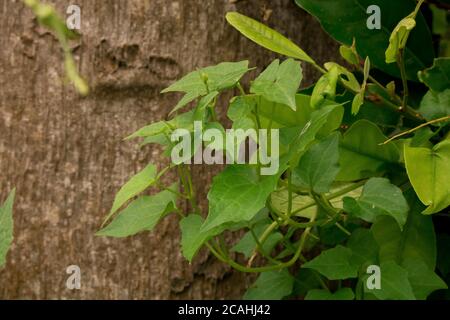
[289,104,344,165]
[232,222,283,258]
[0,189,15,268]
[305,288,355,300]
[104,164,158,225]
[293,269,323,296]
[295,0,434,80]
[418,89,450,122]
[97,184,177,238]
[126,121,170,140]
[347,228,379,274]
[352,58,370,115]
[337,120,400,181]
[180,214,210,262]
[402,258,447,300]
[351,91,365,116]
[343,178,409,230]
[437,234,450,277]
[324,62,361,93]
[226,12,315,64]
[418,58,450,92]
[140,134,170,147]
[250,59,303,111]
[244,270,294,300]
[370,261,415,300]
[302,245,359,280]
[311,67,340,109]
[404,139,450,214]
[371,192,437,269]
[339,40,359,65]
[179,211,253,263]
[162,61,249,112]
[193,91,219,118]
[201,165,283,232]
[385,17,416,64]
[410,127,436,148]
[257,94,313,128]
[293,133,340,193]
[227,96,255,122]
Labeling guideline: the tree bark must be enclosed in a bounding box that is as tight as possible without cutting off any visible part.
[0,0,339,299]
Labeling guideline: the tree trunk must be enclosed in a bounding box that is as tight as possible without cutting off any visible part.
[0,0,339,299]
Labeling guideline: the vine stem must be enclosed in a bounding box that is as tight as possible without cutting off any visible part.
[290,180,366,216]
[207,209,318,273]
[247,221,279,267]
[380,115,450,145]
[396,0,426,112]
[314,193,352,236]
[237,82,246,96]
[312,60,423,123]
[397,49,409,111]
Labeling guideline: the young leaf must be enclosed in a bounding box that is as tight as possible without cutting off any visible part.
[201,165,282,232]
[370,261,415,300]
[324,62,361,93]
[418,89,450,122]
[162,61,249,113]
[244,270,294,300]
[339,39,359,65]
[0,189,15,268]
[302,245,359,280]
[352,57,370,115]
[351,92,365,116]
[418,58,450,92]
[311,67,339,109]
[225,12,315,64]
[337,120,400,181]
[126,121,170,140]
[305,288,355,300]
[343,177,409,230]
[385,17,416,64]
[404,139,450,214]
[97,184,178,238]
[295,0,434,80]
[104,164,158,225]
[250,59,303,111]
[293,132,340,193]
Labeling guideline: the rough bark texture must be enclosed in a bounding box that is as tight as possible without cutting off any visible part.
[0,0,339,299]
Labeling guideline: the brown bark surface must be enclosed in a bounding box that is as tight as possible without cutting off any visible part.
[0,0,339,299]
